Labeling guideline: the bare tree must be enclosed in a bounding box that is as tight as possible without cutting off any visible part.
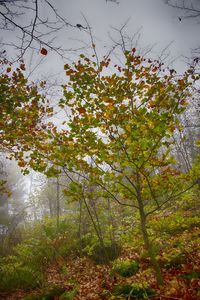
[165,0,200,21]
[0,0,90,60]
[0,0,120,60]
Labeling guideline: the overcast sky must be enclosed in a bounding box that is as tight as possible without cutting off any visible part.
[1,0,200,78]
[63,0,199,57]
[41,0,200,73]
[57,0,198,77]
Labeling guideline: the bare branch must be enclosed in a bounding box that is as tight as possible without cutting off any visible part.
[0,0,88,60]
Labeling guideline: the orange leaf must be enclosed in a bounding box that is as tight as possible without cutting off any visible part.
[78,107,86,114]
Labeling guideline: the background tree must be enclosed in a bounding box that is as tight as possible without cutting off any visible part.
[0,156,27,255]
[0,59,53,162]
[164,1,200,168]
[165,0,200,21]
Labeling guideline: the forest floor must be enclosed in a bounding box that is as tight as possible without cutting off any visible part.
[1,225,200,300]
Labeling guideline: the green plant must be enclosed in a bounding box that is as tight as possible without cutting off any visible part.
[162,249,186,269]
[113,283,156,299]
[150,211,200,235]
[0,215,83,292]
[59,289,78,300]
[112,259,139,277]
[91,242,121,264]
[181,271,200,280]
[0,256,43,291]
[23,285,68,300]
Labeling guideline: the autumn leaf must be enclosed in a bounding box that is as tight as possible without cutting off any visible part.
[78,107,86,114]
[18,160,26,167]
[40,47,48,55]
[20,64,26,71]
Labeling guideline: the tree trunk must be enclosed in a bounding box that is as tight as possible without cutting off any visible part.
[83,195,110,263]
[56,176,60,230]
[107,197,115,244]
[139,207,163,285]
[136,173,163,286]
[78,198,83,247]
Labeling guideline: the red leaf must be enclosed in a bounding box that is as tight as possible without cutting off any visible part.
[40,48,48,55]
[20,64,26,71]
[78,107,86,114]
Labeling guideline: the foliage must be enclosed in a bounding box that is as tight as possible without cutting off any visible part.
[0,217,79,291]
[113,283,156,299]
[112,259,139,277]
[0,59,53,172]
[59,289,78,300]
[90,242,121,264]
[1,211,200,299]
[23,50,197,203]
[0,255,43,291]
[22,285,71,300]
[162,249,186,269]
[149,210,200,235]
[181,271,200,280]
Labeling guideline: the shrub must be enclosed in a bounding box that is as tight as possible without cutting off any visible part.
[91,242,121,264]
[0,256,43,291]
[162,249,186,269]
[112,259,139,277]
[150,211,200,236]
[113,283,156,299]
[59,289,78,300]
[0,217,78,291]
[22,285,71,300]
[181,271,200,280]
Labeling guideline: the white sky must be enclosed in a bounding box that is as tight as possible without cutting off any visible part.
[43,0,199,77]
[2,0,199,78]
[44,0,200,67]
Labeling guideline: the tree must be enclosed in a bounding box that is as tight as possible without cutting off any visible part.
[21,49,197,285]
[0,59,52,165]
[164,1,200,60]
[0,156,27,255]
[0,0,87,59]
[0,0,117,60]
[165,0,200,21]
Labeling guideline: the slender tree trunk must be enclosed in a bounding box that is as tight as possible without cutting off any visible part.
[48,196,53,218]
[29,172,37,221]
[82,195,110,263]
[136,173,163,286]
[56,176,60,230]
[89,197,104,244]
[139,205,163,285]
[47,180,54,218]
[78,198,83,247]
[107,197,115,244]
